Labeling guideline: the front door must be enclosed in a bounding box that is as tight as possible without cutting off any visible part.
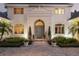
[35,26,44,38]
[35,20,44,39]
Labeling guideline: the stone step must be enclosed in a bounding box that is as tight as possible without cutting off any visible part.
[33,39,48,41]
[32,41,48,46]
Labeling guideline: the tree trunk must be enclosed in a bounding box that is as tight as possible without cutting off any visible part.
[77,33,79,41]
[0,28,4,40]
[74,31,79,41]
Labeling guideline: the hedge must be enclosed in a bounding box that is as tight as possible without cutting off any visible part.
[0,37,28,47]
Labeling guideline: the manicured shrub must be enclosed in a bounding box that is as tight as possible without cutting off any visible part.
[53,36,77,44]
[52,36,66,43]
[0,41,23,47]
[48,26,51,40]
[66,38,77,43]
[52,36,79,47]
[4,37,27,43]
[0,37,28,47]
[58,42,79,47]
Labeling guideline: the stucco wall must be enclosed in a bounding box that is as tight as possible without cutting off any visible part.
[51,7,72,38]
[6,4,72,39]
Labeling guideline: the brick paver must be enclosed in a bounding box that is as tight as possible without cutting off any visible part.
[0,41,79,56]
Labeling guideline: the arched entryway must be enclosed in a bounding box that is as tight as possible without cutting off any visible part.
[34,19,45,39]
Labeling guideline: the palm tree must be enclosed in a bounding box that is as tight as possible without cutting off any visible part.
[0,17,12,40]
[69,19,79,41]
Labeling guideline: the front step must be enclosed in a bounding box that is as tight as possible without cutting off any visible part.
[33,39,47,41]
[32,39,48,45]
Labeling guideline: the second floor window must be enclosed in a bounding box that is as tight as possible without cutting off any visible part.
[54,8,64,15]
[14,8,24,14]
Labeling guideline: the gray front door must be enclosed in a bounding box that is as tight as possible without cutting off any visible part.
[35,20,45,39]
[35,26,44,38]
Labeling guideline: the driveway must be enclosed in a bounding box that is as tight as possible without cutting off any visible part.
[0,41,79,56]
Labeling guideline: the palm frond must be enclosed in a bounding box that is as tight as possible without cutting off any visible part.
[4,29,9,35]
[68,25,77,36]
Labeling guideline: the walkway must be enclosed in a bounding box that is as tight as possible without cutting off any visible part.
[0,39,79,56]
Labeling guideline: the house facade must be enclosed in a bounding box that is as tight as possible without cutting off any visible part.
[5,3,73,40]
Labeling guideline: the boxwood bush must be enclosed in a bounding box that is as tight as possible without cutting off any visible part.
[0,37,28,47]
[4,37,27,43]
[52,36,66,43]
[52,36,79,47]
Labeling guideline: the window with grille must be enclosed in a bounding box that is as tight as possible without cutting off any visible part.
[14,24,24,34]
[55,24,64,34]
[14,8,24,14]
[54,8,64,15]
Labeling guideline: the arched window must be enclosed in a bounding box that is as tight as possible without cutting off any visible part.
[14,24,24,34]
[55,24,64,34]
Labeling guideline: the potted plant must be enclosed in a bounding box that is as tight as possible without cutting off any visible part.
[24,40,29,46]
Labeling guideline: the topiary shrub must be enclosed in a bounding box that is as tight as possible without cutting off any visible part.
[48,26,51,40]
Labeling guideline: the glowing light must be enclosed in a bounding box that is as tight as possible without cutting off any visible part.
[24,33,28,39]
[65,34,72,38]
[51,35,54,39]
[0,19,1,21]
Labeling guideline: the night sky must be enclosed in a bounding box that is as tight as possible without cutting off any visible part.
[0,3,79,12]
[0,4,6,12]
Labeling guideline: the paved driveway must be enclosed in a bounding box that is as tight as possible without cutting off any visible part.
[0,45,79,56]
[0,41,79,56]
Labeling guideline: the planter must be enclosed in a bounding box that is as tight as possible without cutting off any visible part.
[51,43,57,47]
[47,40,52,45]
[24,42,29,46]
[28,40,33,45]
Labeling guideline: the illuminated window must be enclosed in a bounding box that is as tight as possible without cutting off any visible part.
[14,8,24,14]
[14,24,24,34]
[55,24,64,34]
[54,8,64,15]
